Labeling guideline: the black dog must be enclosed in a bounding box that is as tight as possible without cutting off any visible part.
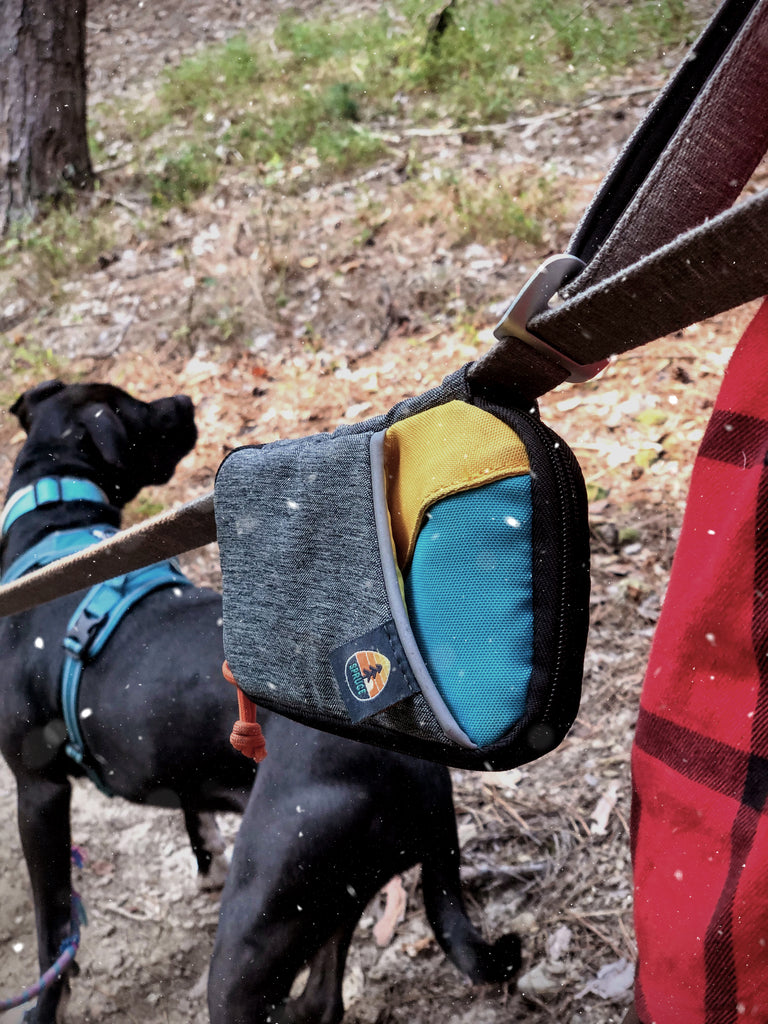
[0,380,257,1022]
[208,723,521,1024]
[0,380,521,1024]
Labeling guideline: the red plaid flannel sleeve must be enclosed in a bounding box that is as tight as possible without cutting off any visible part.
[632,299,768,1023]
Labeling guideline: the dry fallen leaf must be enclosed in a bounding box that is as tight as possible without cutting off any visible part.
[373,875,408,947]
[575,958,635,999]
[590,779,620,836]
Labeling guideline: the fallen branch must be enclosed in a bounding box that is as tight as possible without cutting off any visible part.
[382,86,661,142]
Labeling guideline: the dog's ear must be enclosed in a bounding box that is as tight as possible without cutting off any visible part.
[77,402,130,472]
[9,380,66,432]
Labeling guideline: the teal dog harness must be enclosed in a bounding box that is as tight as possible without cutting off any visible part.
[1,477,192,794]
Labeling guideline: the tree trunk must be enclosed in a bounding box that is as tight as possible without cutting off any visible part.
[0,0,93,234]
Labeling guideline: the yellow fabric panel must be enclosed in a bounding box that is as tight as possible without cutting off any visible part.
[383,400,530,568]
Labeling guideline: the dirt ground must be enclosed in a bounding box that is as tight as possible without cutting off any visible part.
[0,1,759,1022]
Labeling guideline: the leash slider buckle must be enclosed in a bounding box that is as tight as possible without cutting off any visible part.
[493,253,609,384]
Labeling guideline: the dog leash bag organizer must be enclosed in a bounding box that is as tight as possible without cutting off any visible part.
[215,365,589,771]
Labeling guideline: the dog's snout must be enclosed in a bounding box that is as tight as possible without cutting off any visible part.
[144,395,198,484]
[149,395,197,450]
[150,394,194,432]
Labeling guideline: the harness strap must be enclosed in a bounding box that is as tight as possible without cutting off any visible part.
[0,489,195,792]
[62,560,193,795]
[0,492,215,616]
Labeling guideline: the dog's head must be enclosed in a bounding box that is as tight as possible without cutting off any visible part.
[10,380,198,506]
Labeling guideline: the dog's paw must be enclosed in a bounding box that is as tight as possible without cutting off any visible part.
[483,931,523,983]
[197,850,230,891]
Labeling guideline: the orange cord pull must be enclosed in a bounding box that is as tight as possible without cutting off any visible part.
[222,660,267,763]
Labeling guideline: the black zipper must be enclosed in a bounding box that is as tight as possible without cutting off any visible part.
[514,407,584,723]
[487,401,589,740]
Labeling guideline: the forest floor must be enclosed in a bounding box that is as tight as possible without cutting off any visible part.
[0,1,761,1022]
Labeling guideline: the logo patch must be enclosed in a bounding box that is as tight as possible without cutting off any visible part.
[330,622,417,723]
[345,650,391,702]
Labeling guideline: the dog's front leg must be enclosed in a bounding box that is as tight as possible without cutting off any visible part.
[16,773,75,1024]
[182,808,230,890]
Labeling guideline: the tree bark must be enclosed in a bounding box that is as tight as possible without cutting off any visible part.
[0,0,93,234]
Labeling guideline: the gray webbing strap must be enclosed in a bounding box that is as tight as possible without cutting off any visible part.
[467,183,768,398]
[565,0,768,291]
[534,189,768,365]
[568,0,762,266]
[469,0,768,400]
[0,493,215,617]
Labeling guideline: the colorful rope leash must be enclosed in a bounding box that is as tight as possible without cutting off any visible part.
[0,849,87,1014]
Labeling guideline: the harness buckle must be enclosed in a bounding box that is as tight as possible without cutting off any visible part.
[64,609,109,661]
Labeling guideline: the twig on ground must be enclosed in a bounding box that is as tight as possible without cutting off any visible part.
[102,902,156,923]
[563,912,628,961]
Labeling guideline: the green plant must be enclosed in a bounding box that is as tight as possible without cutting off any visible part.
[452,173,558,246]
[127,494,166,522]
[146,146,219,209]
[158,34,273,117]
[0,339,65,401]
[403,164,564,248]
[0,196,117,304]
[109,0,698,205]
[381,0,693,122]
[205,307,248,345]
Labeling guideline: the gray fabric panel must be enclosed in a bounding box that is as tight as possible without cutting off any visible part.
[215,372,486,755]
[372,689,465,748]
[216,430,391,724]
[215,414,482,748]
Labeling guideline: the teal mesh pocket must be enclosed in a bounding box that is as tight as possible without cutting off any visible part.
[404,476,534,746]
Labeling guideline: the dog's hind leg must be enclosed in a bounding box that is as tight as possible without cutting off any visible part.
[208,912,313,1024]
[280,920,356,1024]
[208,775,366,1024]
[15,774,75,1024]
[182,808,229,890]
